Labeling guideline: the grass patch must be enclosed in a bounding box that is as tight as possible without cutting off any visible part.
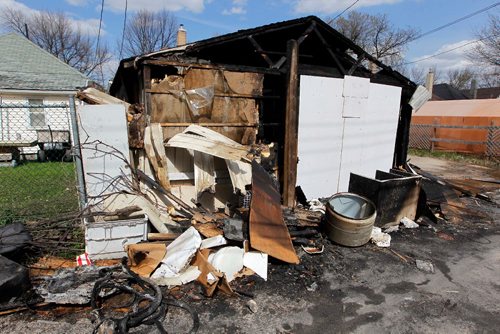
[408,148,499,168]
[0,161,79,224]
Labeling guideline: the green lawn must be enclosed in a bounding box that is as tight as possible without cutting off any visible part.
[408,148,499,168]
[0,162,79,224]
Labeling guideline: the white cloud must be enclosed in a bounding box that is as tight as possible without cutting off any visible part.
[410,40,476,73]
[105,0,206,14]
[65,0,88,6]
[0,0,105,36]
[0,0,38,16]
[222,0,247,15]
[293,0,402,14]
[222,6,246,15]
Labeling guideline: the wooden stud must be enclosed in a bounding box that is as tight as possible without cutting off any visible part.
[283,39,299,208]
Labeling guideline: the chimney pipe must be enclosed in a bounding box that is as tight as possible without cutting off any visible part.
[177,24,186,46]
[425,68,434,96]
[470,79,477,99]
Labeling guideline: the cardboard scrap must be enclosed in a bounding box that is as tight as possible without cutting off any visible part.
[127,243,166,277]
[192,249,233,297]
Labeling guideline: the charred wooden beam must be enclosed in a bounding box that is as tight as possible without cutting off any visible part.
[160,122,258,127]
[256,50,313,58]
[146,89,279,99]
[313,27,346,75]
[283,39,299,208]
[298,64,343,78]
[142,65,152,116]
[143,59,281,75]
[248,35,274,67]
[347,54,366,75]
[272,21,317,70]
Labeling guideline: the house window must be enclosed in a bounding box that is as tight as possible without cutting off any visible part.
[28,98,46,127]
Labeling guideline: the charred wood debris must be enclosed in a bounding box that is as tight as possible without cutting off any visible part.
[0,85,495,334]
[0,92,496,333]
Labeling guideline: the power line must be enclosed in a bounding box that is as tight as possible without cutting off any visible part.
[96,0,105,55]
[411,2,499,42]
[332,0,360,21]
[119,0,128,60]
[404,34,496,65]
[96,0,105,85]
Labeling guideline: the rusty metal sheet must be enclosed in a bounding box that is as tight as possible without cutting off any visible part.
[249,161,299,264]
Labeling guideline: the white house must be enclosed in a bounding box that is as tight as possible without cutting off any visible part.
[0,33,89,160]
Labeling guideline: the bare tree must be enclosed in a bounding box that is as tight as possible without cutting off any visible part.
[1,7,110,80]
[122,9,177,57]
[468,14,500,68]
[477,69,500,88]
[329,11,419,67]
[446,68,475,90]
[406,66,427,85]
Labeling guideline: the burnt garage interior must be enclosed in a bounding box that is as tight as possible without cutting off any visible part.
[109,16,417,206]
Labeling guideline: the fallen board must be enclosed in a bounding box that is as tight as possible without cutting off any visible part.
[249,161,299,264]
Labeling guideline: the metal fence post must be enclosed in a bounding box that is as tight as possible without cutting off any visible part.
[69,95,87,209]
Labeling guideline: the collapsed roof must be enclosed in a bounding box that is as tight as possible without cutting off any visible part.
[110,16,415,98]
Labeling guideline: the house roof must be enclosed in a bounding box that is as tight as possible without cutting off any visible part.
[414,99,500,118]
[431,83,470,100]
[460,87,500,99]
[0,33,88,92]
[111,16,415,95]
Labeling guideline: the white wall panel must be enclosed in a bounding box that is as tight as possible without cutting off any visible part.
[297,75,344,199]
[78,104,130,199]
[297,75,402,199]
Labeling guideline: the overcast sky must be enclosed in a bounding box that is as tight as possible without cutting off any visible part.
[0,0,498,77]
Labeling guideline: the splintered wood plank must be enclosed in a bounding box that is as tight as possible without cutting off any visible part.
[249,161,299,264]
[194,151,215,199]
[166,133,248,161]
[150,123,171,190]
[144,124,171,190]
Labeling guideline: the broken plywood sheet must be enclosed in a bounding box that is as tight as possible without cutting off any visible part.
[223,71,264,95]
[184,69,263,96]
[151,68,260,145]
[167,125,250,161]
[151,75,188,123]
[249,161,299,264]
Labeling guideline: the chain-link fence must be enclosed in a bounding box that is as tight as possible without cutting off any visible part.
[0,101,80,224]
[409,123,499,158]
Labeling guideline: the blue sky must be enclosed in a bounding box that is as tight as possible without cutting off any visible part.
[1,0,498,76]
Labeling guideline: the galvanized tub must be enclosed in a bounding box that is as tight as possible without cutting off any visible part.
[325,193,376,247]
